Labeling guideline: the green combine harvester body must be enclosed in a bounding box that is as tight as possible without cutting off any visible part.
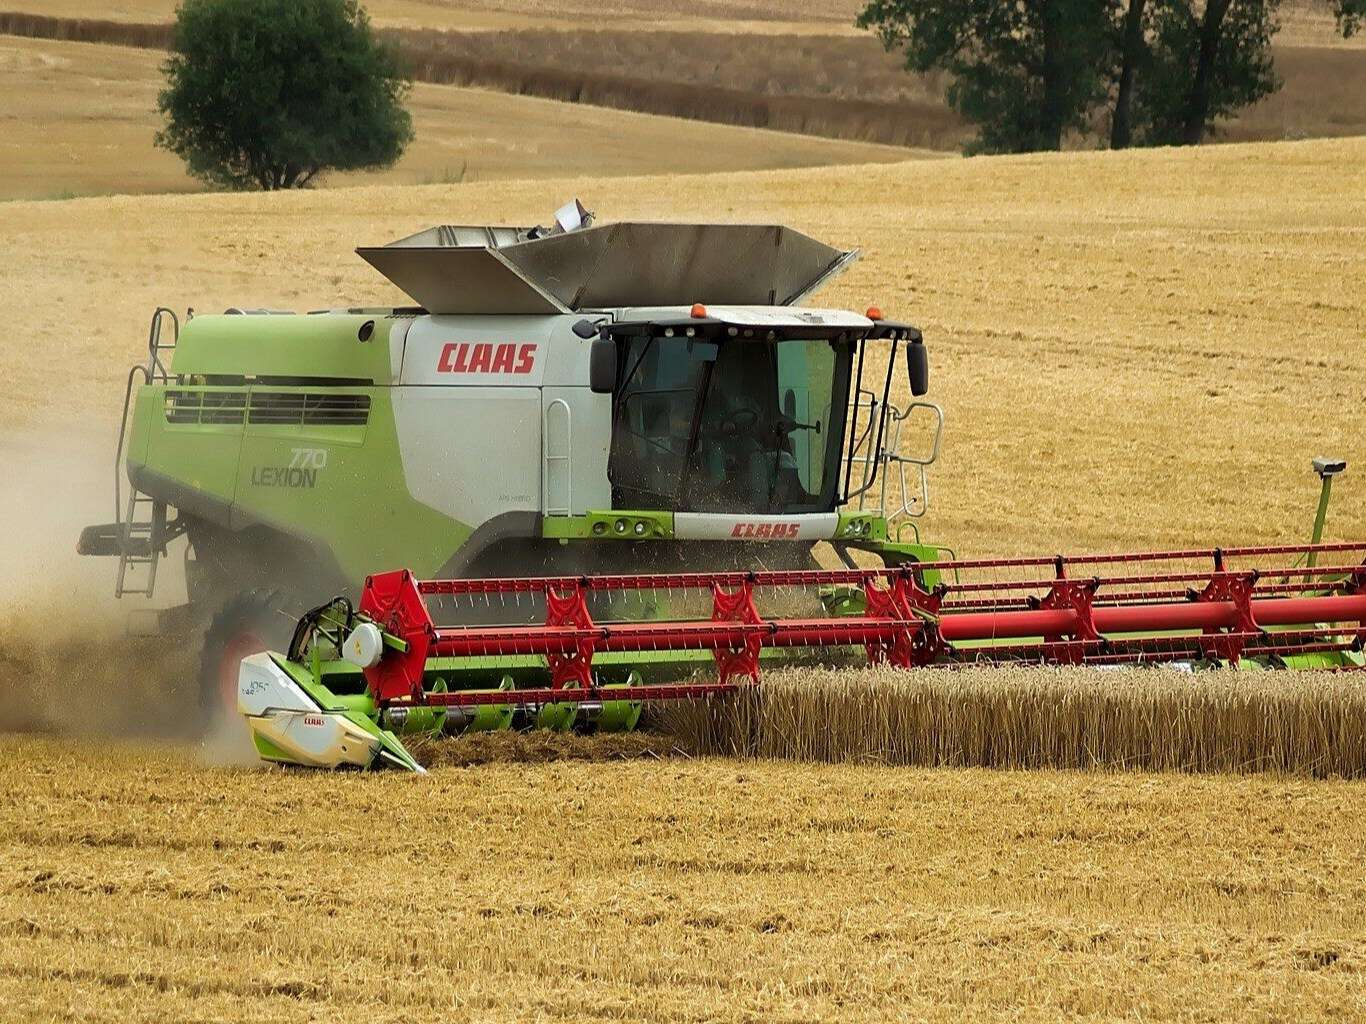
[80,205,1364,772]
[118,303,935,590]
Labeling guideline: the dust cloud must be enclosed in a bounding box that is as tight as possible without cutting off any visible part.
[0,420,246,755]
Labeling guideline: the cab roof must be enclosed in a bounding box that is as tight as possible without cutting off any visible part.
[615,306,873,331]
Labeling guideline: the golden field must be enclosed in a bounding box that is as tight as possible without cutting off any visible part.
[2,732,1364,1022]
[8,0,860,34]
[4,135,1363,555]
[667,668,1366,776]
[4,30,1366,1016]
[0,35,918,201]
[10,0,1364,42]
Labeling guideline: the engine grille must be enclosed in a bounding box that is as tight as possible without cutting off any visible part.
[164,389,247,425]
[248,391,371,426]
[164,390,370,427]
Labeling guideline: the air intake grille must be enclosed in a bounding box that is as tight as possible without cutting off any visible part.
[164,390,370,427]
[165,390,247,425]
[248,392,371,426]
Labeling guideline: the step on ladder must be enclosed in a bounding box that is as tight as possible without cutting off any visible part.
[115,493,168,598]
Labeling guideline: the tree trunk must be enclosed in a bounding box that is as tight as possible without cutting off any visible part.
[1182,0,1232,144]
[1039,0,1067,150]
[1111,0,1149,148]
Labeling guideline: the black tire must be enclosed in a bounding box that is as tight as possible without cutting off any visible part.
[198,590,296,724]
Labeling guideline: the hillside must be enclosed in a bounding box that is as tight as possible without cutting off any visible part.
[11,0,1363,42]
[0,35,922,201]
[4,135,1363,558]
[1,0,858,33]
[4,5,1362,153]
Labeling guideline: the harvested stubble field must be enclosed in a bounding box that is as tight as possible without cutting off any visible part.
[2,729,1365,1022]
[3,118,1366,1021]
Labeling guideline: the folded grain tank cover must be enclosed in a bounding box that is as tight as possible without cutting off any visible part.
[357,222,859,315]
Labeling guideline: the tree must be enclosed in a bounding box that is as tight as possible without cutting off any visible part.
[857,0,1115,154]
[1111,0,1362,149]
[156,0,413,190]
[1123,0,1281,147]
[1109,0,1150,148]
[1330,0,1364,36]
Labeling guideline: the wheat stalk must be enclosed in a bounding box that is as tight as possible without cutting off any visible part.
[658,666,1366,777]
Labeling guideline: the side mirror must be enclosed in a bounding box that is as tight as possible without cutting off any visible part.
[907,333,929,397]
[571,318,600,340]
[589,338,616,394]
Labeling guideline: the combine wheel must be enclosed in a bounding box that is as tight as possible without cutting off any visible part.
[199,590,294,724]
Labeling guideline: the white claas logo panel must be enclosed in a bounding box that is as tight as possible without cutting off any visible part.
[437,341,537,377]
[402,318,550,386]
[674,513,840,541]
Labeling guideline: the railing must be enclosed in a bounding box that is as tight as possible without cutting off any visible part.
[114,309,178,524]
[848,399,944,523]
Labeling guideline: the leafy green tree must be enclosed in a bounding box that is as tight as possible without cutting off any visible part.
[858,0,1116,154]
[156,0,413,190]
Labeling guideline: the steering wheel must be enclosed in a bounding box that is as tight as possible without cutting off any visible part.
[713,407,759,436]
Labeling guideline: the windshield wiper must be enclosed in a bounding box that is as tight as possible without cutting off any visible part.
[675,358,717,509]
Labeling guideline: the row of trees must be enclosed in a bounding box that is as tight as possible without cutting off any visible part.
[156,0,1361,187]
[857,0,1364,153]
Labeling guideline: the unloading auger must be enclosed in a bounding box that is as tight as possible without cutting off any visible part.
[239,541,1366,771]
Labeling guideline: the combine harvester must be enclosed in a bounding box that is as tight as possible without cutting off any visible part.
[80,204,1364,772]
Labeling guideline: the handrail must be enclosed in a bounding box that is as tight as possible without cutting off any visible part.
[147,307,179,382]
[115,308,180,532]
[543,398,573,516]
[883,401,944,520]
[848,400,944,521]
[113,364,151,525]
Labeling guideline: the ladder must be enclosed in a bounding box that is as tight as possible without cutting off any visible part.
[113,308,180,598]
